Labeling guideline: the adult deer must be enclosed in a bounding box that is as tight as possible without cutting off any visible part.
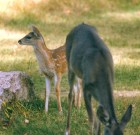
[65,23,132,135]
[18,26,81,113]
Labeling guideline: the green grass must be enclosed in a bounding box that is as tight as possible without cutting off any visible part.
[115,65,140,90]
[0,97,139,135]
[0,0,140,134]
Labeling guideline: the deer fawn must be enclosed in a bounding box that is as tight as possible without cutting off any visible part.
[18,26,81,113]
[65,23,132,135]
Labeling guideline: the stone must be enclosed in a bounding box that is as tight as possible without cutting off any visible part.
[0,71,35,109]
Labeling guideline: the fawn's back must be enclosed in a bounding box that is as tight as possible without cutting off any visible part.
[51,45,67,75]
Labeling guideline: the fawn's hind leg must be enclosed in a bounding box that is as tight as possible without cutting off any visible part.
[54,73,62,112]
[73,79,81,108]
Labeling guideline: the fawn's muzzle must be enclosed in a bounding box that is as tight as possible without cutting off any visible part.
[18,40,22,44]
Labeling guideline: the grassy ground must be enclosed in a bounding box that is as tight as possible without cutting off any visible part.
[0,0,140,134]
[0,97,139,135]
[0,0,140,92]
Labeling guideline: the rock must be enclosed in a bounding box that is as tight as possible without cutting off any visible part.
[0,71,35,109]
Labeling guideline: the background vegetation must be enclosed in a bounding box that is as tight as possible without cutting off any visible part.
[0,0,140,134]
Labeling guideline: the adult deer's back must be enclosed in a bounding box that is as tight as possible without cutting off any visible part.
[65,23,132,135]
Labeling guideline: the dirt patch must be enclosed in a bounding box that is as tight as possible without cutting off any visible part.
[114,90,140,97]
[51,90,140,98]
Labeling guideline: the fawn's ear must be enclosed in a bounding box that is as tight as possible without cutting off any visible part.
[97,105,111,126]
[120,105,132,130]
[31,25,42,38]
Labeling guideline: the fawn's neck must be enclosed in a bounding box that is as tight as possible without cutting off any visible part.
[33,40,54,72]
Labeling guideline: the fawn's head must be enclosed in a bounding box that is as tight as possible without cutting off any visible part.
[97,105,132,135]
[18,26,44,46]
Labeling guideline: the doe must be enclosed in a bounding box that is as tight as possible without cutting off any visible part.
[18,26,81,112]
[65,23,132,135]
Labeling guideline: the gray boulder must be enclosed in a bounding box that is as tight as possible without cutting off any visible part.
[0,71,35,109]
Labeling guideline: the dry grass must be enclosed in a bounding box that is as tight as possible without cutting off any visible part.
[103,11,140,21]
[112,48,140,66]
[0,25,139,68]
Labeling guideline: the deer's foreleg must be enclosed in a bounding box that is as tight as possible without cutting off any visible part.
[83,83,100,135]
[83,90,94,135]
[65,71,75,135]
[45,77,51,112]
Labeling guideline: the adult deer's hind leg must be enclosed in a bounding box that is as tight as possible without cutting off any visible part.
[65,70,75,135]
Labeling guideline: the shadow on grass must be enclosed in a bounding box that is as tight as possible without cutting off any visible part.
[22,97,45,111]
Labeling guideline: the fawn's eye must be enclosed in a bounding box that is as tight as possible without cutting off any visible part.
[26,36,31,39]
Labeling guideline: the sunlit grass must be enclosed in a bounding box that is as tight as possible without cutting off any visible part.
[102,11,140,20]
[112,48,140,66]
[0,29,23,40]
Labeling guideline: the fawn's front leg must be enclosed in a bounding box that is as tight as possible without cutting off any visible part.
[45,77,51,112]
[54,73,62,112]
